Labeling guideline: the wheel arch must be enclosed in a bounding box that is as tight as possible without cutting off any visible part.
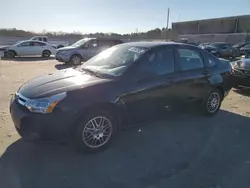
[71,102,123,137]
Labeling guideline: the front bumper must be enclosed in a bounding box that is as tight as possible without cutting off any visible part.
[10,96,76,143]
[55,53,70,63]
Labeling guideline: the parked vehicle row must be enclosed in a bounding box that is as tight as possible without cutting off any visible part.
[17,36,69,49]
[198,42,240,58]
[10,42,233,152]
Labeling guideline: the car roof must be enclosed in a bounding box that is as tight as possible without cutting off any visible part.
[118,41,194,48]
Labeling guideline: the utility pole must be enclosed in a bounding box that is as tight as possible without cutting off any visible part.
[166,8,170,41]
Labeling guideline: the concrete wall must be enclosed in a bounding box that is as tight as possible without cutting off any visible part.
[172,15,250,35]
[180,33,249,44]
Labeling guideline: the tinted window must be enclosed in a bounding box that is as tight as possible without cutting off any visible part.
[177,48,203,71]
[203,51,217,67]
[140,47,175,75]
[31,42,43,46]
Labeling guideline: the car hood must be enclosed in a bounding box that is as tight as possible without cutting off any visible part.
[57,45,77,51]
[0,45,9,51]
[18,68,108,99]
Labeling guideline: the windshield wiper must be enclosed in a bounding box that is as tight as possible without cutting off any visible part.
[80,67,101,77]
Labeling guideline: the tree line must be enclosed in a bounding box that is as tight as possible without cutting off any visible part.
[0,28,172,39]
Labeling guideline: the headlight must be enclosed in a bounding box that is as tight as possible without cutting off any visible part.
[25,92,67,114]
[58,51,70,55]
[211,50,216,53]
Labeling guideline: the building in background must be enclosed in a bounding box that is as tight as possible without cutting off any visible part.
[172,15,250,43]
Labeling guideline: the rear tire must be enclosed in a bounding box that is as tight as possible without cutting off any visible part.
[42,50,51,57]
[70,54,82,66]
[73,109,118,153]
[6,50,16,58]
[201,88,222,116]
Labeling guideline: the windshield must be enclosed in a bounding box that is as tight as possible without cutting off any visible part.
[71,38,91,47]
[80,45,148,77]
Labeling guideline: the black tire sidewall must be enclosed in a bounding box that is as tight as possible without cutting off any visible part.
[73,109,118,153]
[70,54,82,65]
[202,89,222,116]
[7,50,15,58]
[42,50,51,57]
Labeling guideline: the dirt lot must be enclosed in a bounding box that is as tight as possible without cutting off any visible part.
[0,58,250,188]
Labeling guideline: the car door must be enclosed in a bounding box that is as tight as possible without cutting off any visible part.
[173,46,210,107]
[120,46,176,119]
[81,39,99,60]
[15,41,32,56]
[30,42,43,55]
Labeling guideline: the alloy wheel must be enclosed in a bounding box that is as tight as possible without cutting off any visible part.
[207,92,220,113]
[82,116,112,148]
[72,56,81,65]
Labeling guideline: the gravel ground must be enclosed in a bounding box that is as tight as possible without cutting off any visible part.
[0,58,250,188]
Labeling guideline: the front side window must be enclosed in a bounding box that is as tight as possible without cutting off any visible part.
[71,38,92,47]
[80,45,148,77]
[177,48,203,71]
[19,42,31,47]
[139,47,175,75]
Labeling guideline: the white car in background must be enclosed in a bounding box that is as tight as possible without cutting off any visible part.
[3,40,57,58]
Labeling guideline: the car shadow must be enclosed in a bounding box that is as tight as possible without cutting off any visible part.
[54,63,73,70]
[1,56,55,62]
[1,110,250,188]
[233,88,250,97]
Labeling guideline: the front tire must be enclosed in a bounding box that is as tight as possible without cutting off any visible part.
[201,88,222,116]
[42,50,51,57]
[70,54,82,66]
[6,50,16,58]
[73,109,118,153]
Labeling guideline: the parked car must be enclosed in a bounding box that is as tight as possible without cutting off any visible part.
[17,36,69,49]
[3,40,56,58]
[10,42,232,152]
[55,37,123,65]
[239,43,250,56]
[233,42,250,49]
[230,58,250,88]
[201,42,239,58]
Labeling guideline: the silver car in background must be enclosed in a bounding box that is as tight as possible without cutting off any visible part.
[55,37,123,65]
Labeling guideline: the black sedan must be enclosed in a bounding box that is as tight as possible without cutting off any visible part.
[230,58,250,88]
[10,42,232,152]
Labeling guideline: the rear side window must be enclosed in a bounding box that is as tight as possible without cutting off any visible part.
[139,47,175,75]
[177,48,203,71]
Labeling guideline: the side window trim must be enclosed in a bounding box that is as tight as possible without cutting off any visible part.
[175,46,205,72]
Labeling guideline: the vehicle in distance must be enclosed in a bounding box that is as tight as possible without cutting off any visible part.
[55,37,123,65]
[239,43,250,56]
[17,36,69,49]
[3,40,56,58]
[233,42,250,53]
[230,58,250,88]
[10,42,232,152]
[200,42,239,58]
